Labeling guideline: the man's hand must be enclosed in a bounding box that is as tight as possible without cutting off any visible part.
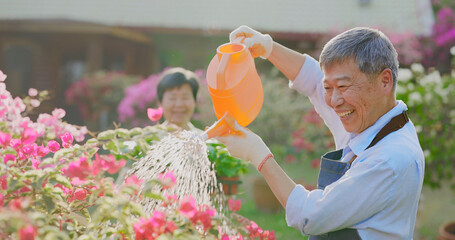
[216,121,271,169]
[229,25,273,59]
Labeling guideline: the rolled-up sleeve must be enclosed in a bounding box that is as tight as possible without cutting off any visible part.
[285,158,396,235]
[288,54,349,149]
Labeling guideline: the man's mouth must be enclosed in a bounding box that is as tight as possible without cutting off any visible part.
[337,110,354,118]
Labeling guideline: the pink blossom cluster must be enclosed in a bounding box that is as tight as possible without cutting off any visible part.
[0,71,87,143]
[62,154,126,182]
[178,195,216,232]
[245,221,275,240]
[117,73,161,124]
[133,211,177,240]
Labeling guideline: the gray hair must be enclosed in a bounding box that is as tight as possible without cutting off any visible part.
[319,27,399,88]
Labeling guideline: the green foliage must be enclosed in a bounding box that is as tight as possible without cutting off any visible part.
[207,143,249,177]
[396,61,455,189]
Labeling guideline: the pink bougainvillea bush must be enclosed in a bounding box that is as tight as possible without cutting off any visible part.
[0,69,275,239]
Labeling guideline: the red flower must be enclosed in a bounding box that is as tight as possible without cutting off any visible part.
[147,107,163,121]
[228,198,241,212]
[284,154,296,163]
[311,158,320,169]
[68,188,88,202]
[179,195,197,219]
[18,225,37,240]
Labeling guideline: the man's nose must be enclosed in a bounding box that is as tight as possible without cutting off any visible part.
[331,90,344,107]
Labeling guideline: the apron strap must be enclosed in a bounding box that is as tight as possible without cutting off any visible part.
[348,111,409,166]
[366,111,409,150]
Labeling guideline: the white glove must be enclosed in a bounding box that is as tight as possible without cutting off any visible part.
[229,25,273,59]
[216,121,272,169]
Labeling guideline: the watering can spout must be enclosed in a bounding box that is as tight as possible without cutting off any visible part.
[199,113,238,141]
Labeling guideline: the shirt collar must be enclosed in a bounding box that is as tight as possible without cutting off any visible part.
[348,100,408,156]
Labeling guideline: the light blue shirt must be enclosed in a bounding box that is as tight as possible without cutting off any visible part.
[286,55,425,239]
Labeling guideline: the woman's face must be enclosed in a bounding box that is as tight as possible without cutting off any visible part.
[159,84,196,129]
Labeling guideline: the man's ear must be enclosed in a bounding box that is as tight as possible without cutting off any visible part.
[379,68,394,95]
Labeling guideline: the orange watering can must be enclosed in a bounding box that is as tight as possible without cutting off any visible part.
[200,38,264,140]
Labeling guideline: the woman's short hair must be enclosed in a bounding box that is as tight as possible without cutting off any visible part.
[157,67,200,102]
[319,27,399,88]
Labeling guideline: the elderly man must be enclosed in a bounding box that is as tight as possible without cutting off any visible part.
[217,26,424,239]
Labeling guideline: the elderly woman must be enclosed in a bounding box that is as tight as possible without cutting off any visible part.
[156,67,202,134]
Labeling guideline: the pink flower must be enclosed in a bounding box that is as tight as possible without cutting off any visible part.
[37,145,50,157]
[18,225,36,240]
[262,230,276,240]
[3,154,15,164]
[0,70,6,82]
[194,208,216,231]
[55,183,72,196]
[52,108,66,119]
[30,99,40,108]
[31,158,40,169]
[166,221,177,233]
[157,171,176,190]
[0,132,11,146]
[221,234,230,240]
[47,140,60,153]
[246,221,262,238]
[21,128,37,145]
[125,174,143,185]
[228,198,242,212]
[0,175,7,190]
[63,157,92,180]
[68,188,88,202]
[93,154,127,175]
[10,139,22,149]
[179,195,197,219]
[28,88,38,97]
[60,132,73,148]
[147,107,163,121]
[0,193,3,207]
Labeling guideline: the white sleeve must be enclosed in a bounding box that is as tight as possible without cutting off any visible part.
[289,54,349,149]
[285,158,396,235]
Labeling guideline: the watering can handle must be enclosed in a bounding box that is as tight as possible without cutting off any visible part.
[216,54,229,90]
[215,37,245,90]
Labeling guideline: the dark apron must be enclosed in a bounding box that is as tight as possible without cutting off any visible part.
[308,111,409,240]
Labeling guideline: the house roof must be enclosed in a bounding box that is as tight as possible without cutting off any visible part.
[0,0,435,36]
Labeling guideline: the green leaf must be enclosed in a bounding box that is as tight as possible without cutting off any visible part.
[97,130,116,140]
[103,140,120,154]
[43,194,55,213]
[129,127,143,137]
[115,128,130,138]
[52,174,72,189]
